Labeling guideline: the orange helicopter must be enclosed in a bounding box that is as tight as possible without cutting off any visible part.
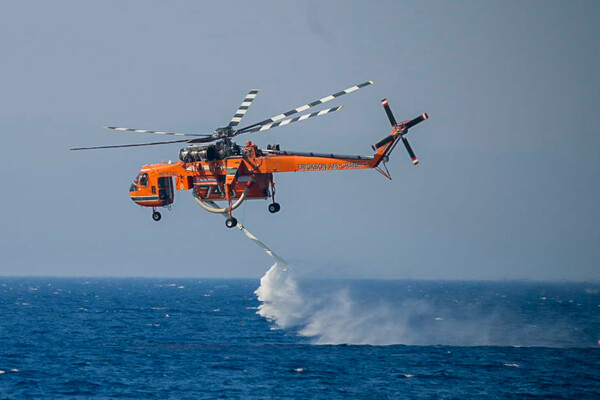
[71,81,429,228]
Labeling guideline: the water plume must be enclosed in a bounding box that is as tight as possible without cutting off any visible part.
[235,222,596,347]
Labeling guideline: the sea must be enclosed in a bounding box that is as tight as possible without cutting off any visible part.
[1,264,599,399]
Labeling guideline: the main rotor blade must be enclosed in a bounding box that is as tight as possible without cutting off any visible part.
[237,80,373,133]
[70,139,190,151]
[227,89,259,128]
[240,106,343,134]
[104,126,212,137]
[187,136,219,144]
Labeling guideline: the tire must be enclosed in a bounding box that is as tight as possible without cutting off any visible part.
[152,211,162,221]
[225,217,238,228]
[268,203,281,214]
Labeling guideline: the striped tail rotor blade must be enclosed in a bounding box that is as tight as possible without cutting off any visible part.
[401,137,419,165]
[242,106,343,134]
[104,126,212,137]
[404,113,429,130]
[227,89,259,128]
[381,98,397,126]
[237,80,373,133]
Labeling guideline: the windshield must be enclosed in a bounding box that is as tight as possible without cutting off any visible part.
[133,172,149,187]
[139,173,149,186]
[131,172,149,191]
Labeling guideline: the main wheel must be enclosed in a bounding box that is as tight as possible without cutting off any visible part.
[268,203,281,214]
[225,217,238,228]
[152,211,162,221]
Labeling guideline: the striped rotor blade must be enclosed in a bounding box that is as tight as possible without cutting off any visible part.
[70,139,190,151]
[104,126,212,137]
[227,89,259,127]
[404,113,429,130]
[237,80,373,133]
[401,137,419,165]
[381,98,397,126]
[242,106,343,134]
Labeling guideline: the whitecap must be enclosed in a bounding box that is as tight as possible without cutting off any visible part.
[293,368,304,372]
[503,363,520,368]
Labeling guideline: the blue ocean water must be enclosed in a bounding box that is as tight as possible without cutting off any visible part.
[1,274,599,399]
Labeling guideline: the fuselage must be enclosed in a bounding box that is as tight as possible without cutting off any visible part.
[129,141,378,208]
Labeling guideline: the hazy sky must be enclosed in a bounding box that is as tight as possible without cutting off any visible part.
[1,1,598,280]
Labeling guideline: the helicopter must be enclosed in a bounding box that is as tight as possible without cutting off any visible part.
[71,81,429,228]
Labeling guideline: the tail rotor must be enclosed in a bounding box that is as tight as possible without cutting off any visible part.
[379,98,428,166]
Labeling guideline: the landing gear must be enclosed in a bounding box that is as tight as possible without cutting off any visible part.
[267,177,280,214]
[268,203,281,214]
[152,211,162,221]
[225,217,238,228]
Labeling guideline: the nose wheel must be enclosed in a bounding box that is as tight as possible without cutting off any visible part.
[268,203,281,214]
[152,211,162,221]
[225,217,238,228]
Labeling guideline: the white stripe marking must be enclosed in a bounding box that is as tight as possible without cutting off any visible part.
[271,114,286,122]
[320,95,334,102]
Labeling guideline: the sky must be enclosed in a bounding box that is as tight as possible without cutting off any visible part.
[0,1,598,280]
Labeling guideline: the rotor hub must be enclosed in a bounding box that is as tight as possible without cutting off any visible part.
[213,127,235,138]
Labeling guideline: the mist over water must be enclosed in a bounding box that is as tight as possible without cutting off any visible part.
[255,262,600,347]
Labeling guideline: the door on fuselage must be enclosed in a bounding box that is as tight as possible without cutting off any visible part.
[157,177,174,205]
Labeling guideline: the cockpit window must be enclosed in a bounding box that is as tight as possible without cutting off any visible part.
[139,173,149,187]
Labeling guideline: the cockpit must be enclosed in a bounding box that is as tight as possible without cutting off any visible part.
[130,172,148,192]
